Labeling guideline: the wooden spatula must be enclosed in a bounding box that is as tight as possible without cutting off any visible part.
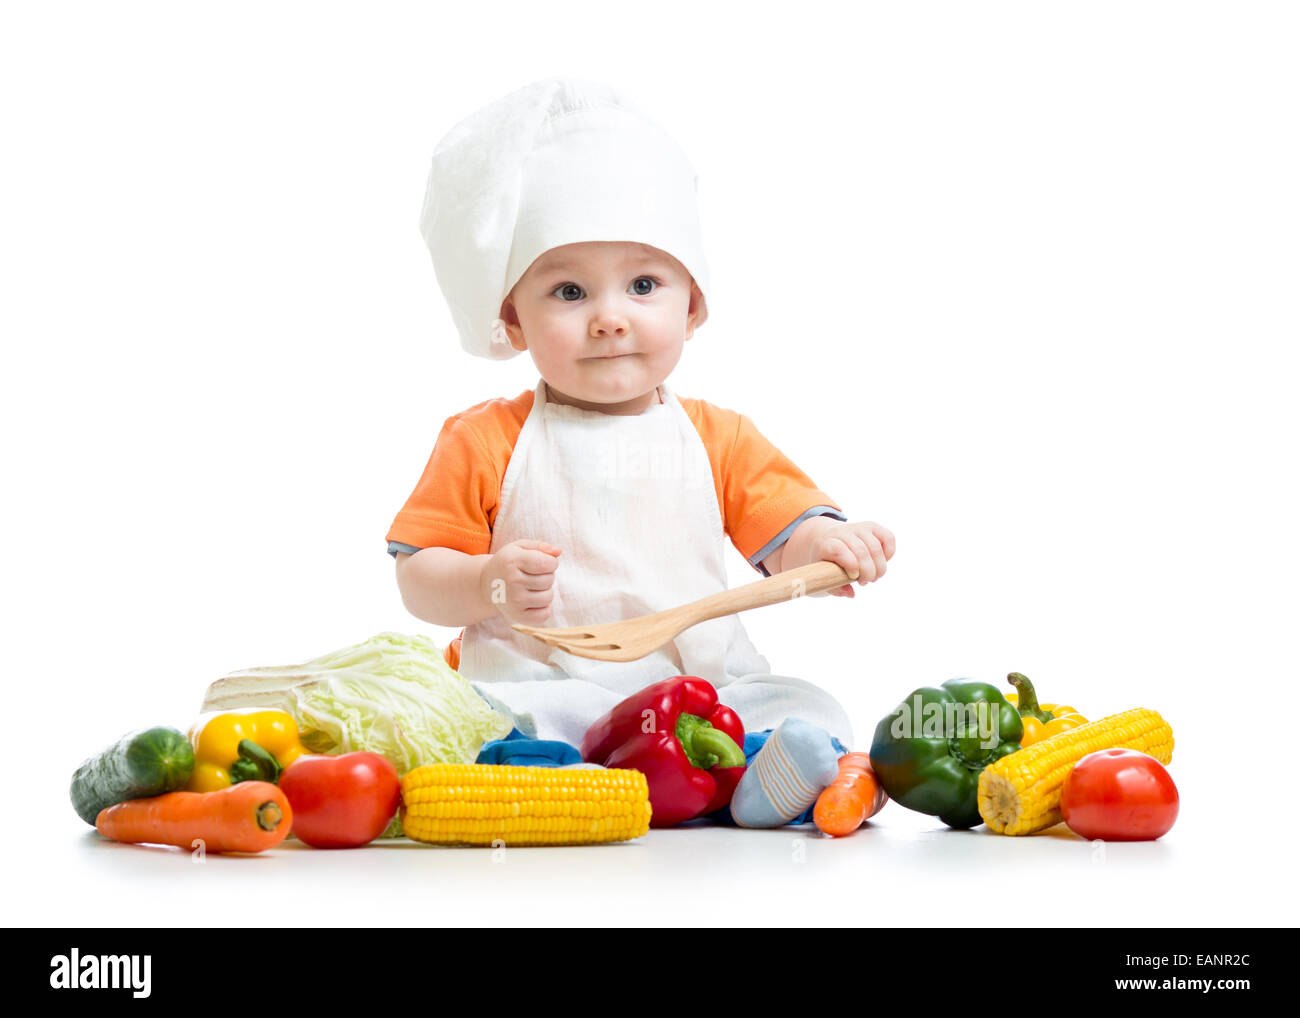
[510,560,855,662]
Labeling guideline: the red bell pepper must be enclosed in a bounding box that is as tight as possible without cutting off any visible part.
[580,676,747,828]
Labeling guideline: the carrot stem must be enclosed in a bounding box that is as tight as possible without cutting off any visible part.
[256,801,284,831]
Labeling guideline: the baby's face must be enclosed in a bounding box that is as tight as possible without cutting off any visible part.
[499,241,704,414]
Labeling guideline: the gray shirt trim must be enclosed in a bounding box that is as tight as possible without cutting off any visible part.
[388,541,423,558]
[747,505,848,576]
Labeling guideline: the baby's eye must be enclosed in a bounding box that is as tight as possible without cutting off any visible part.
[552,283,585,302]
[629,277,660,296]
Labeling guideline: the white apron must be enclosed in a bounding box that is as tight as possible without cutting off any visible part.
[460,378,854,748]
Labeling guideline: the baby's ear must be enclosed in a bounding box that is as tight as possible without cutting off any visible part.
[684,280,706,341]
[497,297,528,352]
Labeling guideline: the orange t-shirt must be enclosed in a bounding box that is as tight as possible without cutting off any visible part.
[387,387,846,669]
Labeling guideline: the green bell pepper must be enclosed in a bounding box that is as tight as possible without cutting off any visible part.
[868,679,1024,828]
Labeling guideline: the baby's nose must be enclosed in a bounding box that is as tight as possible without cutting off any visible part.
[589,313,629,337]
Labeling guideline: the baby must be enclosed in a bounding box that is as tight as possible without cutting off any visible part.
[387,79,894,780]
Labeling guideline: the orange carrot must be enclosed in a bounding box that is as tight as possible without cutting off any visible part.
[814,752,887,836]
[95,780,291,853]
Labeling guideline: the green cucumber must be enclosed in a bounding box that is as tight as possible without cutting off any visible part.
[70,727,195,825]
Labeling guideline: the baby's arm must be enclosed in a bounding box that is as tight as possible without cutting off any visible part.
[765,516,895,598]
[395,548,496,627]
[395,540,561,627]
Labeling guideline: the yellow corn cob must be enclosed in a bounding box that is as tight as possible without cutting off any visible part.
[400,764,652,846]
[978,708,1174,836]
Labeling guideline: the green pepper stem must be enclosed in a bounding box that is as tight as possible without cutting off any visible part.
[1007,672,1054,723]
[230,739,281,784]
[688,726,746,769]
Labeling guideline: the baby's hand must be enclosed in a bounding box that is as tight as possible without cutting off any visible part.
[813,521,895,598]
[481,539,562,624]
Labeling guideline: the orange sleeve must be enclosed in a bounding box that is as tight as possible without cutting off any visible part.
[385,392,531,558]
[683,398,847,575]
[385,416,497,556]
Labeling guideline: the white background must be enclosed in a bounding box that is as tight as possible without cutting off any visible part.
[3,1,1296,928]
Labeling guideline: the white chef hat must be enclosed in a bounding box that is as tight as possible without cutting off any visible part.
[419,77,711,360]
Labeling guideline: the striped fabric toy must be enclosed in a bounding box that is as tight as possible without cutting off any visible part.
[731,717,840,828]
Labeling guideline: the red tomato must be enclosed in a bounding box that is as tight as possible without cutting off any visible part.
[1060,748,1178,841]
[278,752,401,849]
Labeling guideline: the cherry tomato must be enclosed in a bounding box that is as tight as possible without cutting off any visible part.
[278,752,401,848]
[1060,748,1178,841]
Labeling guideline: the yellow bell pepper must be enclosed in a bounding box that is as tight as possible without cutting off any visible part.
[1005,672,1088,746]
[187,710,307,792]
